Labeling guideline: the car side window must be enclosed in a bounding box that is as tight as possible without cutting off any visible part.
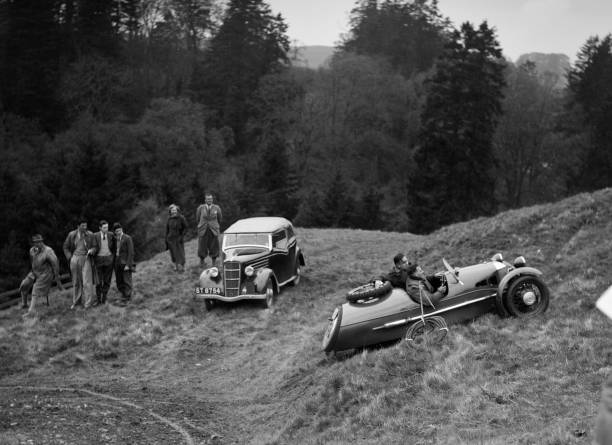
[272,230,288,250]
[286,226,295,244]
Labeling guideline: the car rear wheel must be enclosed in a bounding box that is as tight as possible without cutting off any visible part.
[346,281,392,303]
[404,316,448,348]
[504,275,549,318]
[290,265,301,286]
[262,279,275,309]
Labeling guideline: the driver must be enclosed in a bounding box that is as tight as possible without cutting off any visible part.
[379,253,411,288]
[406,263,447,307]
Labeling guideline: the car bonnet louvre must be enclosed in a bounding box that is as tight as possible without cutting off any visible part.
[250,257,270,269]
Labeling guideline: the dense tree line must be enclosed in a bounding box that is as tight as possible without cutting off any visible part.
[1,0,611,290]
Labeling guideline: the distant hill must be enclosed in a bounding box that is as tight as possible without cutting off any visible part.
[292,45,335,69]
[515,52,571,89]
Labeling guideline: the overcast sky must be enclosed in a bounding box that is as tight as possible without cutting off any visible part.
[266,0,612,62]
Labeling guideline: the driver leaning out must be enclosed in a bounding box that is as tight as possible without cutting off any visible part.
[406,263,447,307]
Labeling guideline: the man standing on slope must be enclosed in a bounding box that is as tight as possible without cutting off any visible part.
[196,193,222,268]
[63,218,96,309]
[113,222,135,305]
[92,220,115,305]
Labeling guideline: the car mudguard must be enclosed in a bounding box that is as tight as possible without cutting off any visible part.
[298,249,306,266]
[496,267,543,316]
[254,268,279,295]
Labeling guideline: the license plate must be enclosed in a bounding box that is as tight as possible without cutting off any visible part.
[194,287,222,295]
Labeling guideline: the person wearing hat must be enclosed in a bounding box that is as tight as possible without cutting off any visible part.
[379,253,411,288]
[63,218,96,309]
[166,204,187,272]
[19,234,63,317]
[113,222,135,305]
[405,263,447,307]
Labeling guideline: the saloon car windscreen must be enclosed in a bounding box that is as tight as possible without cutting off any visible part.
[223,233,270,249]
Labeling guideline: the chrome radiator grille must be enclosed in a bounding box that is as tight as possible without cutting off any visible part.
[224,261,241,298]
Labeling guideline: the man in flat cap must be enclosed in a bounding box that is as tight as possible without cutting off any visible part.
[405,263,447,308]
[20,234,63,317]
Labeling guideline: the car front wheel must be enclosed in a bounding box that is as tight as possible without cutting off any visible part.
[262,279,275,309]
[504,275,549,318]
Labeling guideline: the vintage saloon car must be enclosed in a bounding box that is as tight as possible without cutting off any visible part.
[322,253,550,353]
[196,217,305,310]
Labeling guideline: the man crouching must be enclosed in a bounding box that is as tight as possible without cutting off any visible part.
[20,234,63,317]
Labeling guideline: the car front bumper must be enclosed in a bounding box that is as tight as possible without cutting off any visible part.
[194,293,266,302]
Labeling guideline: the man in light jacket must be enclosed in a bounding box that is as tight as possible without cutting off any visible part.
[63,218,96,309]
[196,193,222,268]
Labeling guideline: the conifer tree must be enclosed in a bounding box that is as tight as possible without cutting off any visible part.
[410,21,506,233]
[566,35,612,191]
[342,0,451,76]
[192,0,290,153]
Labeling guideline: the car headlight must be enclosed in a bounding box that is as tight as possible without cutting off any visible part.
[209,267,219,278]
[245,266,255,277]
[513,256,526,267]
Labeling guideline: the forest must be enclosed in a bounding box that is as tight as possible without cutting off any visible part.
[1,0,612,290]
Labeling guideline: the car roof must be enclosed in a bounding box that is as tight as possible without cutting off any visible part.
[224,217,293,234]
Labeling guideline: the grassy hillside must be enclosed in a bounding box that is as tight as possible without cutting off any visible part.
[1,189,612,444]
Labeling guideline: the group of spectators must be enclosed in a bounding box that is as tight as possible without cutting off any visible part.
[20,219,134,317]
[18,193,223,317]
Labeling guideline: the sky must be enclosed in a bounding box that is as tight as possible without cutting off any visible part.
[266,0,612,62]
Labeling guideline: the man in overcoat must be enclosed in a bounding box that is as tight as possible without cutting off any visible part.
[196,193,222,267]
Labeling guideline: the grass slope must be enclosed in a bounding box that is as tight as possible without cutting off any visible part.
[2,189,612,444]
